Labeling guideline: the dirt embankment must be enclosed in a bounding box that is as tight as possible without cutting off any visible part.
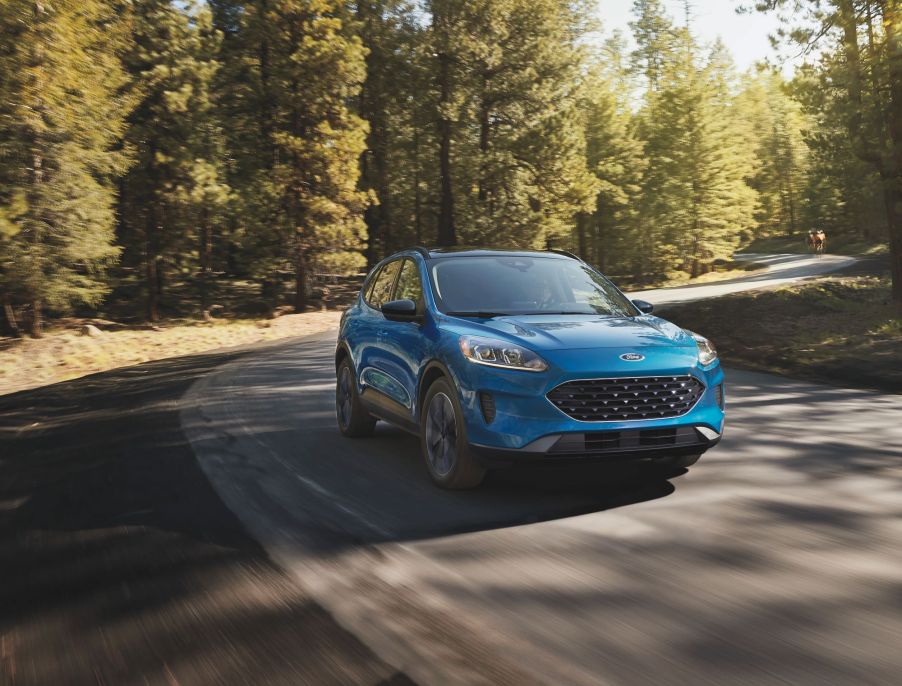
[662,276,902,394]
[0,310,342,396]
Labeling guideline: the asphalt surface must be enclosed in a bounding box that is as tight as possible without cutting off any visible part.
[182,333,902,686]
[0,349,413,685]
[5,252,900,685]
[630,253,858,305]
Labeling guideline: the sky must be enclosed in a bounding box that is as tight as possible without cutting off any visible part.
[598,0,789,73]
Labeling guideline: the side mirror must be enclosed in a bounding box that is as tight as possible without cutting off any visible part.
[632,299,654,315]
[381,299,420,322]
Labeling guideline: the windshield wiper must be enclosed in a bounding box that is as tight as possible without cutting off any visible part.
[444,311,512,318]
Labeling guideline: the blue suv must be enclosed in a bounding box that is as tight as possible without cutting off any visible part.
[336,248,724,489]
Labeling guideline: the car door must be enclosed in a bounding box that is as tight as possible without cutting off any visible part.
[355,259,412,425]
[373,257,428,426]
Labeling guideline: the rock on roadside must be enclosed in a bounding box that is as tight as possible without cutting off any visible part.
[81,324,104,337]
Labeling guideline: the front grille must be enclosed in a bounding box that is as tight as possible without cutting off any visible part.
[547,375,704,422]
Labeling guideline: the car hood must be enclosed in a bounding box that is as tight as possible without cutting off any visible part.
[456,314,695,351]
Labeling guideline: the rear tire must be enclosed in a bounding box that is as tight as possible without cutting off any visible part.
[336,358,376,438]
[420,378,486,489]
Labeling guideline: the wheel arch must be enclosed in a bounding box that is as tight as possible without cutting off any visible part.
[335,341,352,370]
[416,360,456,423]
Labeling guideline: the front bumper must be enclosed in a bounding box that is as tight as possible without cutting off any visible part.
[470,424,722,466]
[450,345,726,460]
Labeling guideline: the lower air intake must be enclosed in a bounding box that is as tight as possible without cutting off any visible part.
[479,391,496,424]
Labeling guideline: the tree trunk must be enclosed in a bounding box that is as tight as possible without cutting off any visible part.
[259,0,275,169]
[199,206,213,314]
[787,174,797,234]
[436,42,456,246]
[145,205,159,322]
[2,295,21,338]
[883,180,902,304]
[478,71,490,203]
[414,127,422,244]
[29,299,43,339]
[576,214,587,259]
[294,238,307,312]
[882,1,902,304]
[156,258,165,296]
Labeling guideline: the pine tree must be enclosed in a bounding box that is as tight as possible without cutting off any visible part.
[423,0,597,248]
[222,0,369,310]
[629,0,675,92]
[636,26,757,277]
[754,0,902,303]
[357,0,433,265]
[790,63,885,240]
[736,70,809,240]
[0,0,131,337]
[579,35,647,275]
[121,0,228,321]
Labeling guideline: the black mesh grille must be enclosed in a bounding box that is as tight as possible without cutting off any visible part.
[547,376,704,422]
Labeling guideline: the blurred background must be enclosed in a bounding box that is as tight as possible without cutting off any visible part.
[0,0,899,393]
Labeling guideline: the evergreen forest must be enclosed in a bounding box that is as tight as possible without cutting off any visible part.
[1,0,899,336]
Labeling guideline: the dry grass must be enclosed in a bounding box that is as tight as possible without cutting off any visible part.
[0,310,342,396]
[662,276,902,393]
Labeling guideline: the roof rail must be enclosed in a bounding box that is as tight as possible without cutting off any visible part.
[548,248,583,262]
[403,246,431,259]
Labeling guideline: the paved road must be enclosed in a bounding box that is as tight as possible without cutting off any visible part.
[181,254,902,686]
[0,349,415,685]
[629,253,857,305]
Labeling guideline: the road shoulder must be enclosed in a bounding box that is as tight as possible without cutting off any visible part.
[660,274,901,394]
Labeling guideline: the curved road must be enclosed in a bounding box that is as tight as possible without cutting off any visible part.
[631,252,857,305]
[181,253,901,685]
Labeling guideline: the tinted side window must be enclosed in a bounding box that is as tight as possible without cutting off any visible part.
[394,259,423,306]
[366,260,401,309]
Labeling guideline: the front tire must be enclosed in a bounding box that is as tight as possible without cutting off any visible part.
[420,378,486,489]
[336,358,376,437]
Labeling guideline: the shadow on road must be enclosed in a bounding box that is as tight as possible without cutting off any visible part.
[0,352,413,686]
[184,338,684,549]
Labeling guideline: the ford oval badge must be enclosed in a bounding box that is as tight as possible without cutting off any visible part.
[620,353,645,362]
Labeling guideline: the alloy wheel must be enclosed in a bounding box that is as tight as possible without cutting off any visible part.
[336,365,353,429]
[425,392,457,477]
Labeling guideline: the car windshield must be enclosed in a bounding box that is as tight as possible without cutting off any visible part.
[429,256,638,317]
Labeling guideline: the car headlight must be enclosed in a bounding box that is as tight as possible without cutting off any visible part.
[688,331,718,366]
[459,336,548,372]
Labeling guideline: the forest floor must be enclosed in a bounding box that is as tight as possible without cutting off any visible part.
[657,261,767,287]
[0,310,342,397]
[662,274,902,393]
